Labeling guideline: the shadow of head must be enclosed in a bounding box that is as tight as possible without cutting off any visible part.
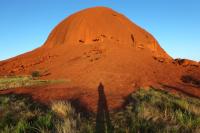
[98,82,104,95]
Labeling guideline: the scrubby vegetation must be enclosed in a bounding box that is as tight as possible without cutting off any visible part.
[31,71,41,78]
[111,88,200,133]
[0,94,55,133]
[0,94,93,133]
[0,88,200,133]
[0,76,65,90]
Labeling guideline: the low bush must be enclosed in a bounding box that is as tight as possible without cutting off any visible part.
[31,71,40,78]
[0,94,55,133]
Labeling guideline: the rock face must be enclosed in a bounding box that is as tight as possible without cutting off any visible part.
[43,7,170,59]
[0,7,200,110]
[0,7,173,80]
[174,59,199,67]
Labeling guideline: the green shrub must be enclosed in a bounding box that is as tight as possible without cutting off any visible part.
[31,71,40,78]
[0,94,55,133]
[115,88,200,132]
[15,120,30,133]
[35,112,53,129]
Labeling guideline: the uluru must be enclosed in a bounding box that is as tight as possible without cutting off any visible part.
[0,5,200,132]
[0,6,200,106]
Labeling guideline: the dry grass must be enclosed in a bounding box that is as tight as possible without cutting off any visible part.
[112,88,200,132]
[51,101,81,133]
[51,101,75,118]
[1,87,199,133]
[0,94,55,133]
[0,76,66,90]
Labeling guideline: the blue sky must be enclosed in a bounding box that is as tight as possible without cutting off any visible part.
[0,0,200,61]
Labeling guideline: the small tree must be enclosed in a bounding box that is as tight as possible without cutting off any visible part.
[31,71,40,78]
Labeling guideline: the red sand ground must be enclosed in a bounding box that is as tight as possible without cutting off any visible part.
[0,7,199,111]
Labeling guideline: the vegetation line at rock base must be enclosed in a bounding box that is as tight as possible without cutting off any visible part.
[0,75,68,90]
[0,88,200,133]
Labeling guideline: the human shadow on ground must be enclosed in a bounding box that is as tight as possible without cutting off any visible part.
[95,83,113,133]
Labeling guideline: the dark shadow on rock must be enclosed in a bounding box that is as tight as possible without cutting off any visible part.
[161,84,200,98]
[120,93,136,111]
[181,75,200,87]
[95,83,113,133]
[69,98,94,118]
